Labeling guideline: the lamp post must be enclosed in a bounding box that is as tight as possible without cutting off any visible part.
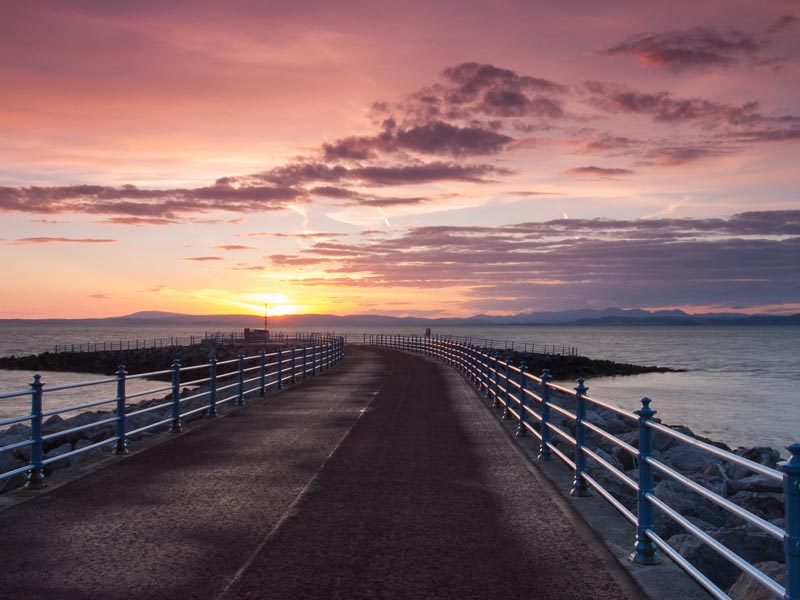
[264,303,269,343]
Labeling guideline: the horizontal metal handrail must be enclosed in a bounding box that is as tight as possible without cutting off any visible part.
[582,420,638,456]
[645,530,729,600]
[584,447,639,492]
[582,471,637,525]
[41,415,119,442]
[0,389,34,400]
[40,377,119,393]
[584,394,638,421]
[42,396,117,417]
[647,420,782,482]
[42,437,118,466]
[0,414,34,427]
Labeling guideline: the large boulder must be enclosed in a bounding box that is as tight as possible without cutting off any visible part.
[588,408,631,435]
[0,451,27,493]
[125,411,167,439]
[662,443,715,474]
[42,415,71,452]
[64,411,117,444]
[71,438,109,465]
[0,426,32,461]
[654,425,695,453]
[728,561,784,600]
[654,479,727,527]
[44,442,73,471]
[727,474,783,495]
[668,528,784,591]
[727,491,784,522]
[727,447,781,479]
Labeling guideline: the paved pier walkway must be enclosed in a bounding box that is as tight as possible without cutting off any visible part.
[0,347,647,600]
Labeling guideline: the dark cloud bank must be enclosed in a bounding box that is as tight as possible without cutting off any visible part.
[265,211,800,313]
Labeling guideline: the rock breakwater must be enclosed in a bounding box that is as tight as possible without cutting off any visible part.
[533,384,787,597]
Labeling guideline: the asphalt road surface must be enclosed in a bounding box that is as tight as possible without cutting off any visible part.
[0,346,646,600]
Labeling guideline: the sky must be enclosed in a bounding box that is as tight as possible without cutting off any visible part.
[1,0,799,319]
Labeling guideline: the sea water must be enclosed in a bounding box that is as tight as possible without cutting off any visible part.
[0,322,797,453]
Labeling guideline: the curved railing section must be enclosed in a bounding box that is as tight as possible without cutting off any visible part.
[0,336,345,492]
[366,333,799,600]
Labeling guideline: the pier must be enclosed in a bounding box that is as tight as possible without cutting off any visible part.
[0,345,648,600]
[0,336,798,600]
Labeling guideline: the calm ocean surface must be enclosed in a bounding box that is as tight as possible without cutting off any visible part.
[0,322,797,453]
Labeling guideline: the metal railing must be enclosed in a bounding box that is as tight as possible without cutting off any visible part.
[345,332,577,356]
[366,333,798,600]
[51,331,300,353]
[53,336,201,353]
[0,337,345,491]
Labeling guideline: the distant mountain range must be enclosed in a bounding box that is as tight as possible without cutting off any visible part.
[4,308,799,327]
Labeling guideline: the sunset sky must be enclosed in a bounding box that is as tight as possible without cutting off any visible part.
[1,0,799,319]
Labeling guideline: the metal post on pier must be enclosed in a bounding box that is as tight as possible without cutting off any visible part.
[169,359,182,433]
[236,352,245,406]
[516,364,527,437]
[539,370,553,461]
[302,346,307,380]
[277,348,284,390]
[491,354,500,407]
[259,349,266,396]
[113,365,128,455]
[25,375,45,489]
[290,347,297,384]
[630,397,660,564]
[207,355,218,417]
[502,358,513,420]
[781,443,800,600]
[570,378,591,497]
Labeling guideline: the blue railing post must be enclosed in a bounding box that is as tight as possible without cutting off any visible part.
[491,354,500,408]
[539,369,553,461]
[236,352,245,406]
[207,355,218,417]
[469,346,476,376]
[277,348,284,390]
[570,378,592,497]
[25,374,45,489]
[482,351,491,399]
[516,363,527,437]
[502,357,513,420]
[630,397,660,564]
[290,347,297,384]
[259,349,266,396]
[302,345,308,380]
[310,345,316,375]
[113,365,128,455]
[782,443,800,600]
[169,359,182,433]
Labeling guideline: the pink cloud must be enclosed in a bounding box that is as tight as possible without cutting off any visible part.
[564,165,635,178]
[7,237,117,245]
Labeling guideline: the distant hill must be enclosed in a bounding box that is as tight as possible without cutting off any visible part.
[3,308,798,327]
